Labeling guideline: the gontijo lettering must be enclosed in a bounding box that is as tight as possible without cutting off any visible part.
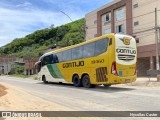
[116,49,136,54]
[63,61,84,68]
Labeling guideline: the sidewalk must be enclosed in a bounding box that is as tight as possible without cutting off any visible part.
[126,77,160,87]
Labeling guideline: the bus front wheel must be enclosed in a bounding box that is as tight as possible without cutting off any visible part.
[82,75,95,88]
[73,75,82,87]
[42,75,48,83]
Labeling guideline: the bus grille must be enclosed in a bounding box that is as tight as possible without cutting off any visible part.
[96,67,108,82]
[118,54,135,61]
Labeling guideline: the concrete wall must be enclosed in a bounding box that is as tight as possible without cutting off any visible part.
[114,6,127,34]
[101,13,112,35]
[85,0,121,40]
[85,11,97,40]
[132,0,160,47]
[0,63,14,75]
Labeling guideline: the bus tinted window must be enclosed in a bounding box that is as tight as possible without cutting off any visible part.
[63,49,72,61]
[95,39,108,55]
[42,54,53,66]
[56,52,63,62]
[53,55,59,63]
[72,46,83,60]
[83,42,95,58]
[55,38,108,62]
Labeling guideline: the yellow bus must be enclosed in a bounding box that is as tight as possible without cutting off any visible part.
[35,33,137,88]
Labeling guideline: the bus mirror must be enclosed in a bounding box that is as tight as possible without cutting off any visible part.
[34,61,41,68]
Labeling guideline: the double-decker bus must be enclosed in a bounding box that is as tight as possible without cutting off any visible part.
[35,33,137,88]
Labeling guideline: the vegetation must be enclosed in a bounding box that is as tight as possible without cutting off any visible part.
[10,74,29,78]
[0,18,85,57]
[12,65,25,74]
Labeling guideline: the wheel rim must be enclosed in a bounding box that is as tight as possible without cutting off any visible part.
[83,78,89,86]
[74,78,79,84]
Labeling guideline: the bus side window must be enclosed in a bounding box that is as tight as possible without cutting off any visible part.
[95,39,108,56]
[63,49,72,61]
[72,46,83,60]
[56,52,63,62]
[83,42,95,58]
[53,55,59,63]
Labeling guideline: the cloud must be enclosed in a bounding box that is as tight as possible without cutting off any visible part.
[0,0,113,47]
[0,0,84,47]
[16,1,33,10]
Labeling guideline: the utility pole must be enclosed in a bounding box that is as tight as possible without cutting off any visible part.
[155,8,159,70]
[159,27,160,43]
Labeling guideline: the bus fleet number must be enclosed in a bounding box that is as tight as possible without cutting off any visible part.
[91,59,104,64]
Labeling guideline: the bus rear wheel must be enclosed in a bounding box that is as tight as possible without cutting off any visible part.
[82,75,95,88]
[103,84,111,88]
[73,75,82,87]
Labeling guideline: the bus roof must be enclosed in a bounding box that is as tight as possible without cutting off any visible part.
[41,33,134,58]
[51,33,114,53]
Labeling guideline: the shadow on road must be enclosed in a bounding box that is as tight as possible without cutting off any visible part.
[36,82,135,93]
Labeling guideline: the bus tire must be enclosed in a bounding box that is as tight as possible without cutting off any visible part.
[103,84,111,87]
[82,75,95,88]
[42,75,48,83]
[73,74,82,87]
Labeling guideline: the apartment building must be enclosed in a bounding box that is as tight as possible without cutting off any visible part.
[85,0,160,76]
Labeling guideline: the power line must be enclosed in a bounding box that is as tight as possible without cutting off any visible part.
[135,31,155,38]
[60,11,73,22]
[133,27,155,34]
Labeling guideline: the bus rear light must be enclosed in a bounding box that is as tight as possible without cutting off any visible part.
[111,61,118,76]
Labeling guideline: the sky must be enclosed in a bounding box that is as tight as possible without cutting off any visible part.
[0,0,113,47]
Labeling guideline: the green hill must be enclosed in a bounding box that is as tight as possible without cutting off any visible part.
[0,18,85,57]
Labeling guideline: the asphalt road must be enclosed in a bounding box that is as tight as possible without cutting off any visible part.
[0,76,160,112]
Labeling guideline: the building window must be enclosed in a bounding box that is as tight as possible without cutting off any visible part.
[104,13,111,24]
[115,7,125,21]
[136,38,139,43]
[94,20,97,25]
[116,24,124,33]
[134,21,139,26]
[104,28,111,34]
[133,3,138,8]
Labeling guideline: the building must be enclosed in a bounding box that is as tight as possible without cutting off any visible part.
[0,56,39,75]
[85,0,160,76]
[23,57,39,75]
[0,56,16,74]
